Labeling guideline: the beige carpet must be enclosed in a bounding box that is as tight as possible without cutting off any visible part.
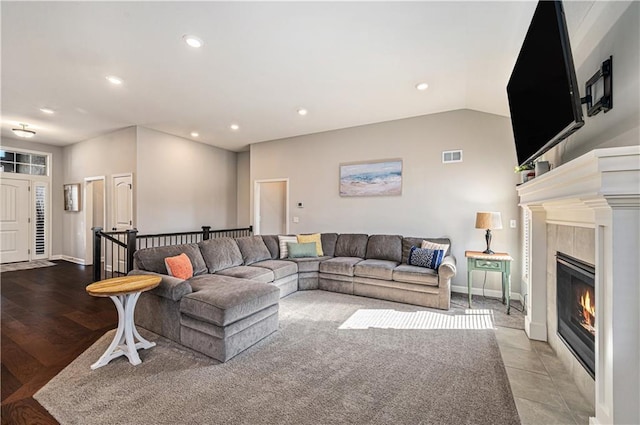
[0,259,56,273]
[35,290,520,425]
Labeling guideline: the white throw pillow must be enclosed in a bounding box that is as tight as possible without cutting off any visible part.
[278,235,298,259]
[421,240,450,255]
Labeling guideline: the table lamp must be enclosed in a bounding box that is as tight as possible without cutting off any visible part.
[475,212,503,254]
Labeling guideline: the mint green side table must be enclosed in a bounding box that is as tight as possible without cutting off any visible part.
[465,250,514,315]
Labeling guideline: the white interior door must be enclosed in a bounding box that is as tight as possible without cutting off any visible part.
[256,180,287,235]
[0,179,30,263]
[112,174,133,273]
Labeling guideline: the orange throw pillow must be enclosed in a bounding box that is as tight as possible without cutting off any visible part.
[164,253,193,280]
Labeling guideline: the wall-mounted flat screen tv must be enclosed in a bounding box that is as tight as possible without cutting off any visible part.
[507,0,584,166]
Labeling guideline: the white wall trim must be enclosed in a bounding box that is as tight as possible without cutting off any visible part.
[451,285,524,305]
[59,255,85,265]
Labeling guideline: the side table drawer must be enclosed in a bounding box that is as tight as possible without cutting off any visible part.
[474,259,503,270]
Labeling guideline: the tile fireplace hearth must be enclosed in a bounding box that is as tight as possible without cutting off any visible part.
[517,146,640,425]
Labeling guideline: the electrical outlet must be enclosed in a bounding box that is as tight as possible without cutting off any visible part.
[293,216,299,223]
[510,219,517,228]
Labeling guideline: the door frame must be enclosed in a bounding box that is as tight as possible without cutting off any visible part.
[84,176,106,265]
[253,178,289,235]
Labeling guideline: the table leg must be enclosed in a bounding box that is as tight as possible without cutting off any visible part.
[467,265,472,308]
[501,271,506,304]
[91,292,155,370]
[505,263,511,315]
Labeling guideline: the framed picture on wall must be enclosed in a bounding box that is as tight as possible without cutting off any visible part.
[64,183,81,211]
[339,158,403,197]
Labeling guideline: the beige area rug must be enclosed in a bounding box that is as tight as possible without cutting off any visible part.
[0,259,56,273]
[35,291,521,425]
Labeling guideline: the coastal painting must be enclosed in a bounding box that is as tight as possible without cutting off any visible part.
[339,159,402,197]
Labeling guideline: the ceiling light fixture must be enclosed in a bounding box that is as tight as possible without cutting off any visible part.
[106,75,123,85]
[12,123,36,138]
[183,35,204,48]
[297,108,308,116]
[230,124,240,131]
[416,82,429,91]
[190,132,199,137]
[40,107,55,114]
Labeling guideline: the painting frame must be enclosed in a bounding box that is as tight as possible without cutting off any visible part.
[339,158,403,197]
[64,183,81,212]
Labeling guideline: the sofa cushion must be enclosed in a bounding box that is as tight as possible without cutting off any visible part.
[421,240,450,254]
[334,234,369,258]
[186,274,249,292]
[392,264,439,286]
[129,269,192,301]
[198,237,243,273]
[365,234,402,262]
[133,243,208,277]
[180,280,280,327]
[217,266,275,283]
[164,253,194,280]
[402,237,452,263]
[287,242,318,258]
[321,233,338,257]
[287,256,332,272]
[278,235,298,259]
[297,233,324,256]
[319,257,363,277]
[235,236,272,265]
[408,247,445,270]
[251,259,298,280]
[354,259,399,280]
[261,235,280,260]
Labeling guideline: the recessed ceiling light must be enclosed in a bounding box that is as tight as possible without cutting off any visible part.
[190,132,199,137]
[297,108,308,116]
[12,123,36,138]
[416,82,429,91]
[40,107,55,114]
[106,75,123,85]
[183,35,204,48]
[230,124,240,131]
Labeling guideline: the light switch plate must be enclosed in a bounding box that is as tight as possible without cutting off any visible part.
[510,219,517,228]
[293,216,299,223]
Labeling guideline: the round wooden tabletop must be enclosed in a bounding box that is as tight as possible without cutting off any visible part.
[86,275,161,297]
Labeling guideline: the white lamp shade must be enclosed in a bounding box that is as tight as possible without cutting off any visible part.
[475,212,503,230]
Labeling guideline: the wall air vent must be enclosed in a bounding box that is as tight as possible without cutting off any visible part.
[442,150,463,163]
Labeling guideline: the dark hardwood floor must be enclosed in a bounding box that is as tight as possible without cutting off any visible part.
[1,261,117,425]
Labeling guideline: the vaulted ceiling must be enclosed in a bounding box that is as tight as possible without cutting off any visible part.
[2,1,590,152]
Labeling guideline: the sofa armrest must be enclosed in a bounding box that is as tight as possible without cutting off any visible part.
[438,255,457,280]
[128,269,192,301]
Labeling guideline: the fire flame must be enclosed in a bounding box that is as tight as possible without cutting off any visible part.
[580,291,595,326]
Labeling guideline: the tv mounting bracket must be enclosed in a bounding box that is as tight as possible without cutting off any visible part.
[580,56,613,117]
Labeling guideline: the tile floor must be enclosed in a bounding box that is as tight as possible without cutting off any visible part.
[451,293,594,424]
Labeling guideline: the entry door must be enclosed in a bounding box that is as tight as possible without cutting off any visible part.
[0,179,30,263]
[258,181,287,235]
[112,174,133,273]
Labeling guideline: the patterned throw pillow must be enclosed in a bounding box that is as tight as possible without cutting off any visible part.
[297,233,324,256]
[164,253,193,280]
[278,235,298,259]
[408,246,445,270]
[421,240,450,255]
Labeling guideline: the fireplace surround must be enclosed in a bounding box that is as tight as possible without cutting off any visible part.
[517,146,639,425]
[556,252,595,378]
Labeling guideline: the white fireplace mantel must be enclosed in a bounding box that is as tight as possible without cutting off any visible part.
[517,146,640,425]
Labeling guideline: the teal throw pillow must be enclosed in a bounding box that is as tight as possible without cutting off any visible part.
[408,246,444,270]
[287,242,318,258]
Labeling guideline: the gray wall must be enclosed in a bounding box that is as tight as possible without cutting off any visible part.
[237,151,251,227]
[136,127,238,234]
[62,126,137,261]
[0,137,65,257]
[250,109,521,294]
[546,2,639,165]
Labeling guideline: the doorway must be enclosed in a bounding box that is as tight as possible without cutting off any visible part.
[254,179,289,235]
[84,176,106,265]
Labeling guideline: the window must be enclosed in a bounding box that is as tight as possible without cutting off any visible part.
[0,149,48,176]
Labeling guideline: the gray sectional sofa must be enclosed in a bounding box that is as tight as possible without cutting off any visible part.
[130,233,456,362]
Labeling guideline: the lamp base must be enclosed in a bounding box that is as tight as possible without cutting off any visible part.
[484,229,493,254]
[482,249,495,255]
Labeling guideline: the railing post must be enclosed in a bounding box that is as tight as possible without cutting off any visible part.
[92,227,103,282]
[126,229,138,274]
[202,226,211,240]
[249,225,253,235]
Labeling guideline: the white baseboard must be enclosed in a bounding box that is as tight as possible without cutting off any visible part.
[58,255,86,265]
[451,284,524,304]
[49,254,63,261]
[588,416,599,425]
